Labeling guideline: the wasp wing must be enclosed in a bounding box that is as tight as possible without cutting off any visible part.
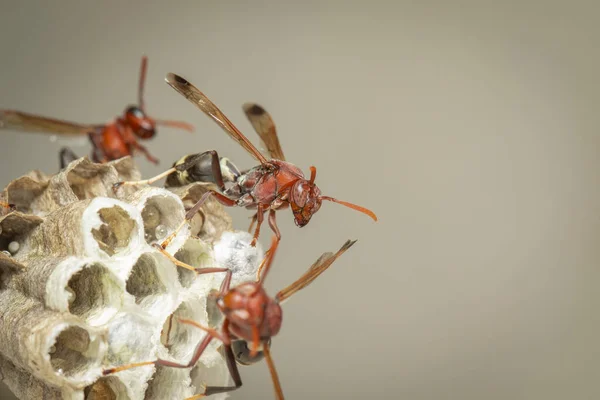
[242,103,285,161]
[165,73,267,164]
[0,110,97,136]
[275,239,357,304]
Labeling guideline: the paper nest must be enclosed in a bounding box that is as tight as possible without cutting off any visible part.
[0,156,264,400]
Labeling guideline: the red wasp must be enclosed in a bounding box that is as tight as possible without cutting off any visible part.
[103,235,356,400]
[0,57,194,167]
[114,73,377,249]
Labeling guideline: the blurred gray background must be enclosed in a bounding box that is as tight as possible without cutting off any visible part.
[1,1,599,399]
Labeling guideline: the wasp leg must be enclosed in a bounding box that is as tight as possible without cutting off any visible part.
[59,147,79,169]
[88,131,108,163]
[267,209,281,242]
[113,150,226,192]
[151,243,229,275]
[103,321,233,375]
[132,142,159,164]
[248,212,258,233]
[159,190,237,249]
[249,205,268,247]
[180,319,243,399]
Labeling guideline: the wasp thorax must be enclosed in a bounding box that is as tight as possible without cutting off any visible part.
[125,105,156,139]
[290,180,322,227]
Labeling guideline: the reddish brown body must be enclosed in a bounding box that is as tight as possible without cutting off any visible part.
[226,160,305,212]
[98,124,128,160]
[88,121,130,163]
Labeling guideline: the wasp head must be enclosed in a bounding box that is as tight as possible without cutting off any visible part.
[289,166,378,227]
[289,179,322,227]
[124,105,156,139]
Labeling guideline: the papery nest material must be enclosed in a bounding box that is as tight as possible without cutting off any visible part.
[0,156,262,400]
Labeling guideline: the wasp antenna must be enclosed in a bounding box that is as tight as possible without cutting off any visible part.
[138,55,148,111]
[154,119,195,132]
[309,166,317,185]
[320,196,378,221]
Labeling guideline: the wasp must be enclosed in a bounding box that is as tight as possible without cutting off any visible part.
[104,235,356,400]
[114,73,376,250]
[0,57,193,167]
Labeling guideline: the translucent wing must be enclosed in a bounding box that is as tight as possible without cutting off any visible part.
[165,73,267,164]
[0,110,97,136]
[242,103,285,161]
[275,239,357,304]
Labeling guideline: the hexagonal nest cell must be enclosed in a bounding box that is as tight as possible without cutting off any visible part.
[174,239,215,288]
[66,162,114,201]
[125,253,168,306]
[140,195,184,245]
[91,206,136,256]
[49,326,94,378]
[67,263,123,326]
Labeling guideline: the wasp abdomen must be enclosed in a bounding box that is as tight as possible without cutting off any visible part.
[166,153,242,187]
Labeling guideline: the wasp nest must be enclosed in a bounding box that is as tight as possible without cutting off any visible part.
[0,157,264,400]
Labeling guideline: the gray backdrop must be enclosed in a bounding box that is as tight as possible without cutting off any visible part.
[0,1,598,399]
